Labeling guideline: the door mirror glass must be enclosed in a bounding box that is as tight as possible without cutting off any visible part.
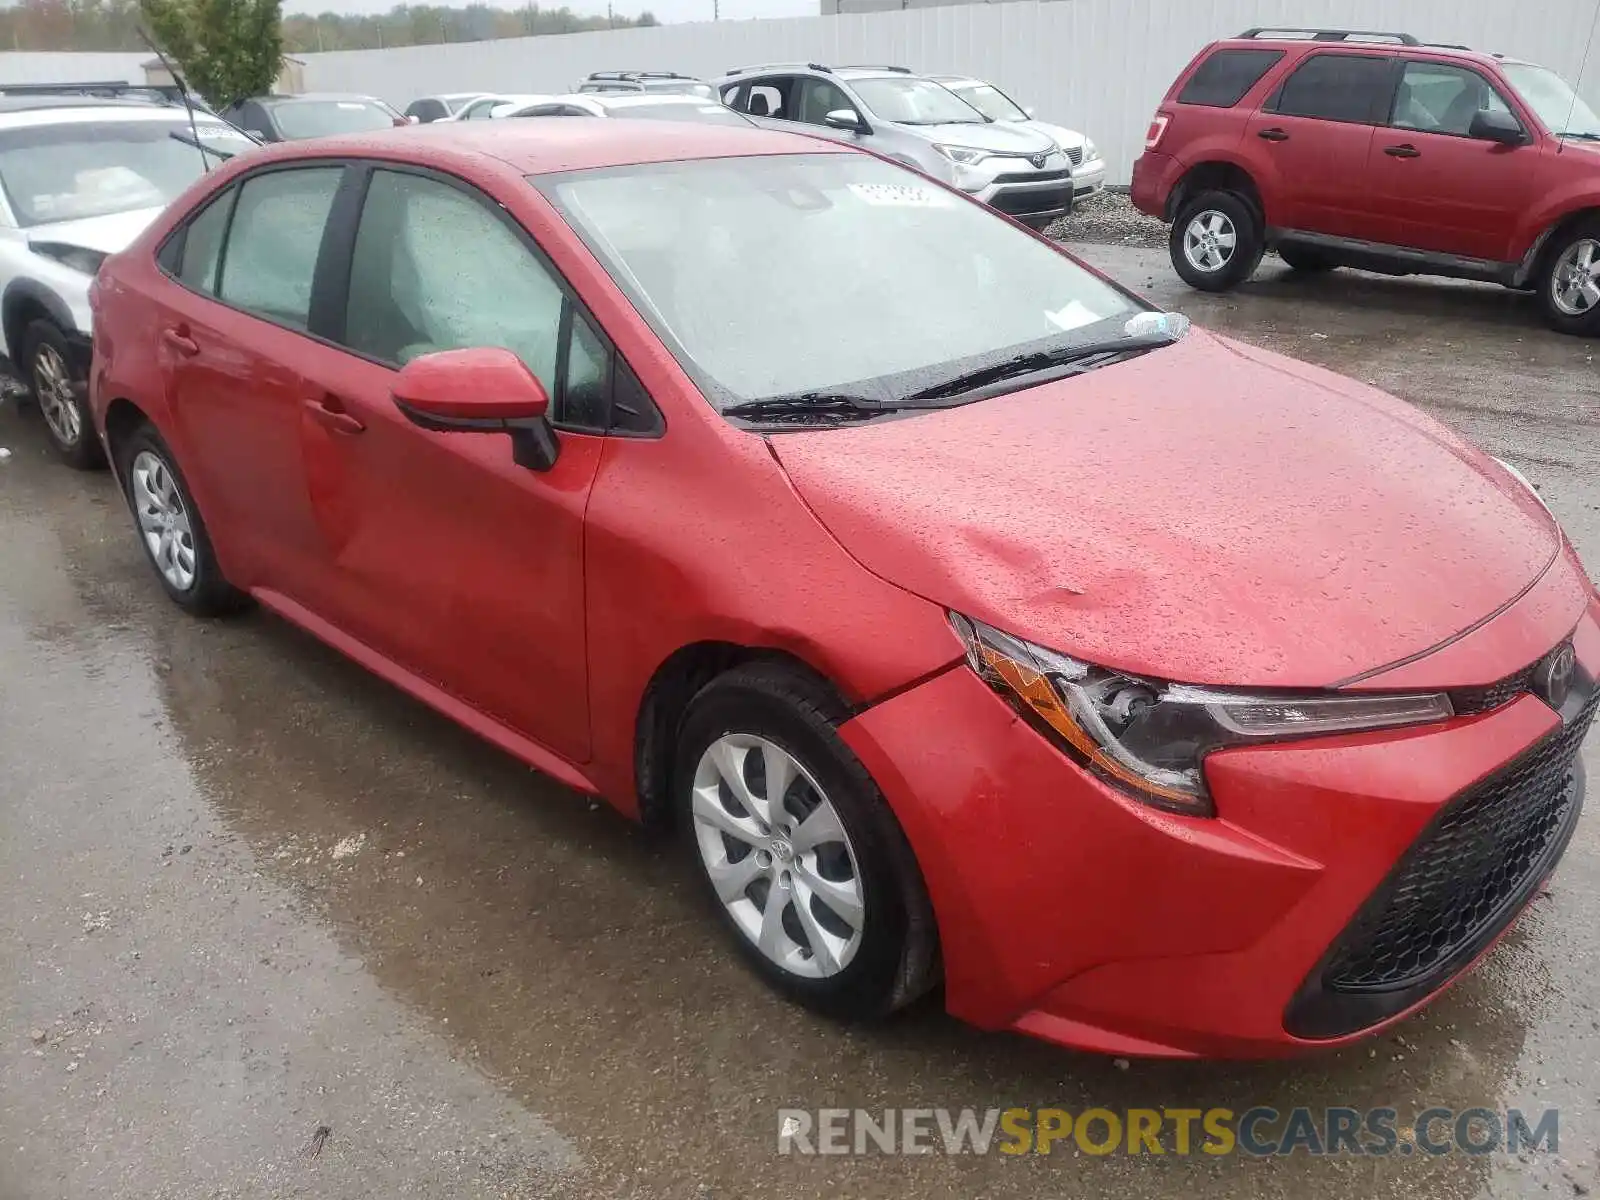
[824,108,864,132]
[1469,107,1525,144]
[392,347,560,471]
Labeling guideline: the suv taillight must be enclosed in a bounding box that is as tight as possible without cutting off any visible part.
[1145,112,1171,150]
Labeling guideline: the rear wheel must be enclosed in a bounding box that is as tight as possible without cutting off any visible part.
[22,319,102,469]
[1538,221,1600,336]
[1170,190,1263,291]
[1277,244,1338,273]
[114,423,247,616]
[676,662,938,1019]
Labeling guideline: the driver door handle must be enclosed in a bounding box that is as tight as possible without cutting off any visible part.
[1384,143,1422,158]
[1257,127,1290,142]
[161,327,199,356]
[305,394,365,435]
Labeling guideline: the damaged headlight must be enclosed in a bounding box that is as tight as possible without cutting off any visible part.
[950,613,1454,817]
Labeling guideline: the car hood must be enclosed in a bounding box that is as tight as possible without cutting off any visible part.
[769,330,1560,688]
[1011,118,1086,150]
[900,120,1057,154]
[29,207,166,255]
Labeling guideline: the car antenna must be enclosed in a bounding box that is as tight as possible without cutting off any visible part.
[138,26,210,172]
[1558,0,1600,153]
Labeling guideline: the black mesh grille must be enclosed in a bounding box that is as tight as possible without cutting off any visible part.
[990,186,1074,217]
[1286,684,1594,1038]
[1450,664,1536,715]
[991,168,1072,185]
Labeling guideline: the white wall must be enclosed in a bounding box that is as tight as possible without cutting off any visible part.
[0,51,149,85]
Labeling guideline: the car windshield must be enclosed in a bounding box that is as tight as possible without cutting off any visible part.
[643,80,716,99]
[850,77,989,125]
[0,120,250,226]
[609,102,750,125]
[948,82,1029,122]
[540,153,1143,411]
[1501,63,1600,138]
[270,99,396,139]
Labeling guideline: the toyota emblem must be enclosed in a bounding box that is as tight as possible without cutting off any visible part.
[1030,153,1048,169]
[1532,642,1577,710]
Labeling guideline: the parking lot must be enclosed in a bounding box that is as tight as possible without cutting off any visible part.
[2,242,1598,1199]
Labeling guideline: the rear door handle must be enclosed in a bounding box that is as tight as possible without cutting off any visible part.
[161,327,199,356]
[1384,143,1422,158]
[305,394,365,435]
[1257,127,1290,142]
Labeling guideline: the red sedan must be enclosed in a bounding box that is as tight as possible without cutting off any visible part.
[87,120,1599,1058]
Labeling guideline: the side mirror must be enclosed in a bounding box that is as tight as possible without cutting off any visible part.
[1470,108,1525,145]
[392,347,560,471]
[824,108,867,133]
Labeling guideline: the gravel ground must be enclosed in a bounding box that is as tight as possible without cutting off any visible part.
[1047,188,1168,248]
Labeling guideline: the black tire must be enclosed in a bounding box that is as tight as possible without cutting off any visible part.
[22,319,103,469]
[114,422,248,616]
[1277,244,1338,273]
[1536,220,1600,337]
[1170,190,1264,292]
[675,662,939,1020]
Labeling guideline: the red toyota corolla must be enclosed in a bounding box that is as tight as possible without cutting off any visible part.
[88,120,1598,1058]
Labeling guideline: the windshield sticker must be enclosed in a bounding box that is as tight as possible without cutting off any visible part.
[847,182,953,208]
[337,102,368,110]
[1044,300,1101,332]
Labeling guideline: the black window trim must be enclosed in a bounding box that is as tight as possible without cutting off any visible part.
[1264,50,1402,127]
[1176,46,1287,109]
[1387,58,1528,141]
[316,159,662,438]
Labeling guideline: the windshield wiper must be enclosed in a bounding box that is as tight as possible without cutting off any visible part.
[1558,130,1600,141]
[169,130,235,159]
[902,329,1182,403]
[722,390,965,424]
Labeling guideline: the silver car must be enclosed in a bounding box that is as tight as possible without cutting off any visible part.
[718,63,1073,228]
[499,92,755,126]
[929,74,1106,200]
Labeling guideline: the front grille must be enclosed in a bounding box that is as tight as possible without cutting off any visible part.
[1065,145,1084,166]
[1450,663,1537,715]
[991,167,1072,185]
[1285,684,1595,1038]
[989,186,1074,217]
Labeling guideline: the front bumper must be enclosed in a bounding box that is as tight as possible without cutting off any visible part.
[839,586,1600,1059]
[971,171,1075,223]
[1071,156,1106,197]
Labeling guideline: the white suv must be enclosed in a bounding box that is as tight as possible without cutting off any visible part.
[0,96,252,466]
[718,64,1072,228]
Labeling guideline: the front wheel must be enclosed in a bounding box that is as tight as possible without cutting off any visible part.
[676,663,938,1019]
[22,319,102,469]
[1170,190,1264,292]
[1538,222,1600,336]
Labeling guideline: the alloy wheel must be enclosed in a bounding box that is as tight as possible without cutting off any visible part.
[1182,209,1237,273]
[1550,237,1600,317]
[690,733,866,979]
[32,344,81,447]
[131,449,198,592]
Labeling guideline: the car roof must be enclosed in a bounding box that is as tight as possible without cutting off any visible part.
[0,102,227,129]
[589,93,717,108]
[1211,34,1511,70]
[247,118,846,175]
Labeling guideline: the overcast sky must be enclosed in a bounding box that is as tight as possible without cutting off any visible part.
[282,0,817,24]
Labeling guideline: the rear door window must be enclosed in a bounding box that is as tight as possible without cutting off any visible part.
[1178,48,1285,107]
[1270,53,1396,124]
[217,166,342,329]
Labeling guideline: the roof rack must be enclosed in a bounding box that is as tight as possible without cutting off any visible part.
[836,63,912,73]
[584,70,695,81]
[1424,42,1474,50]
[1237,27,1421,45]
[0,80,177,103]
[726,61,832,75]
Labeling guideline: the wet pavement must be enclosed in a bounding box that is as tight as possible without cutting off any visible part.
[2,247,1598,1199]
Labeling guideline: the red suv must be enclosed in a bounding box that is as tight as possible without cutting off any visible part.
[1132,28,1600,335]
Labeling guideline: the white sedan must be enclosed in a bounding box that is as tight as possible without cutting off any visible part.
[930,75,1105,200]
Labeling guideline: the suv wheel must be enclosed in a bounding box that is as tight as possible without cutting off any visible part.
[23,319,103,469]
[1538,222,1600,336]
[1171,191,1263,292]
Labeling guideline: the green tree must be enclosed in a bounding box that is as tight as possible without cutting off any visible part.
[139,0,284,105]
